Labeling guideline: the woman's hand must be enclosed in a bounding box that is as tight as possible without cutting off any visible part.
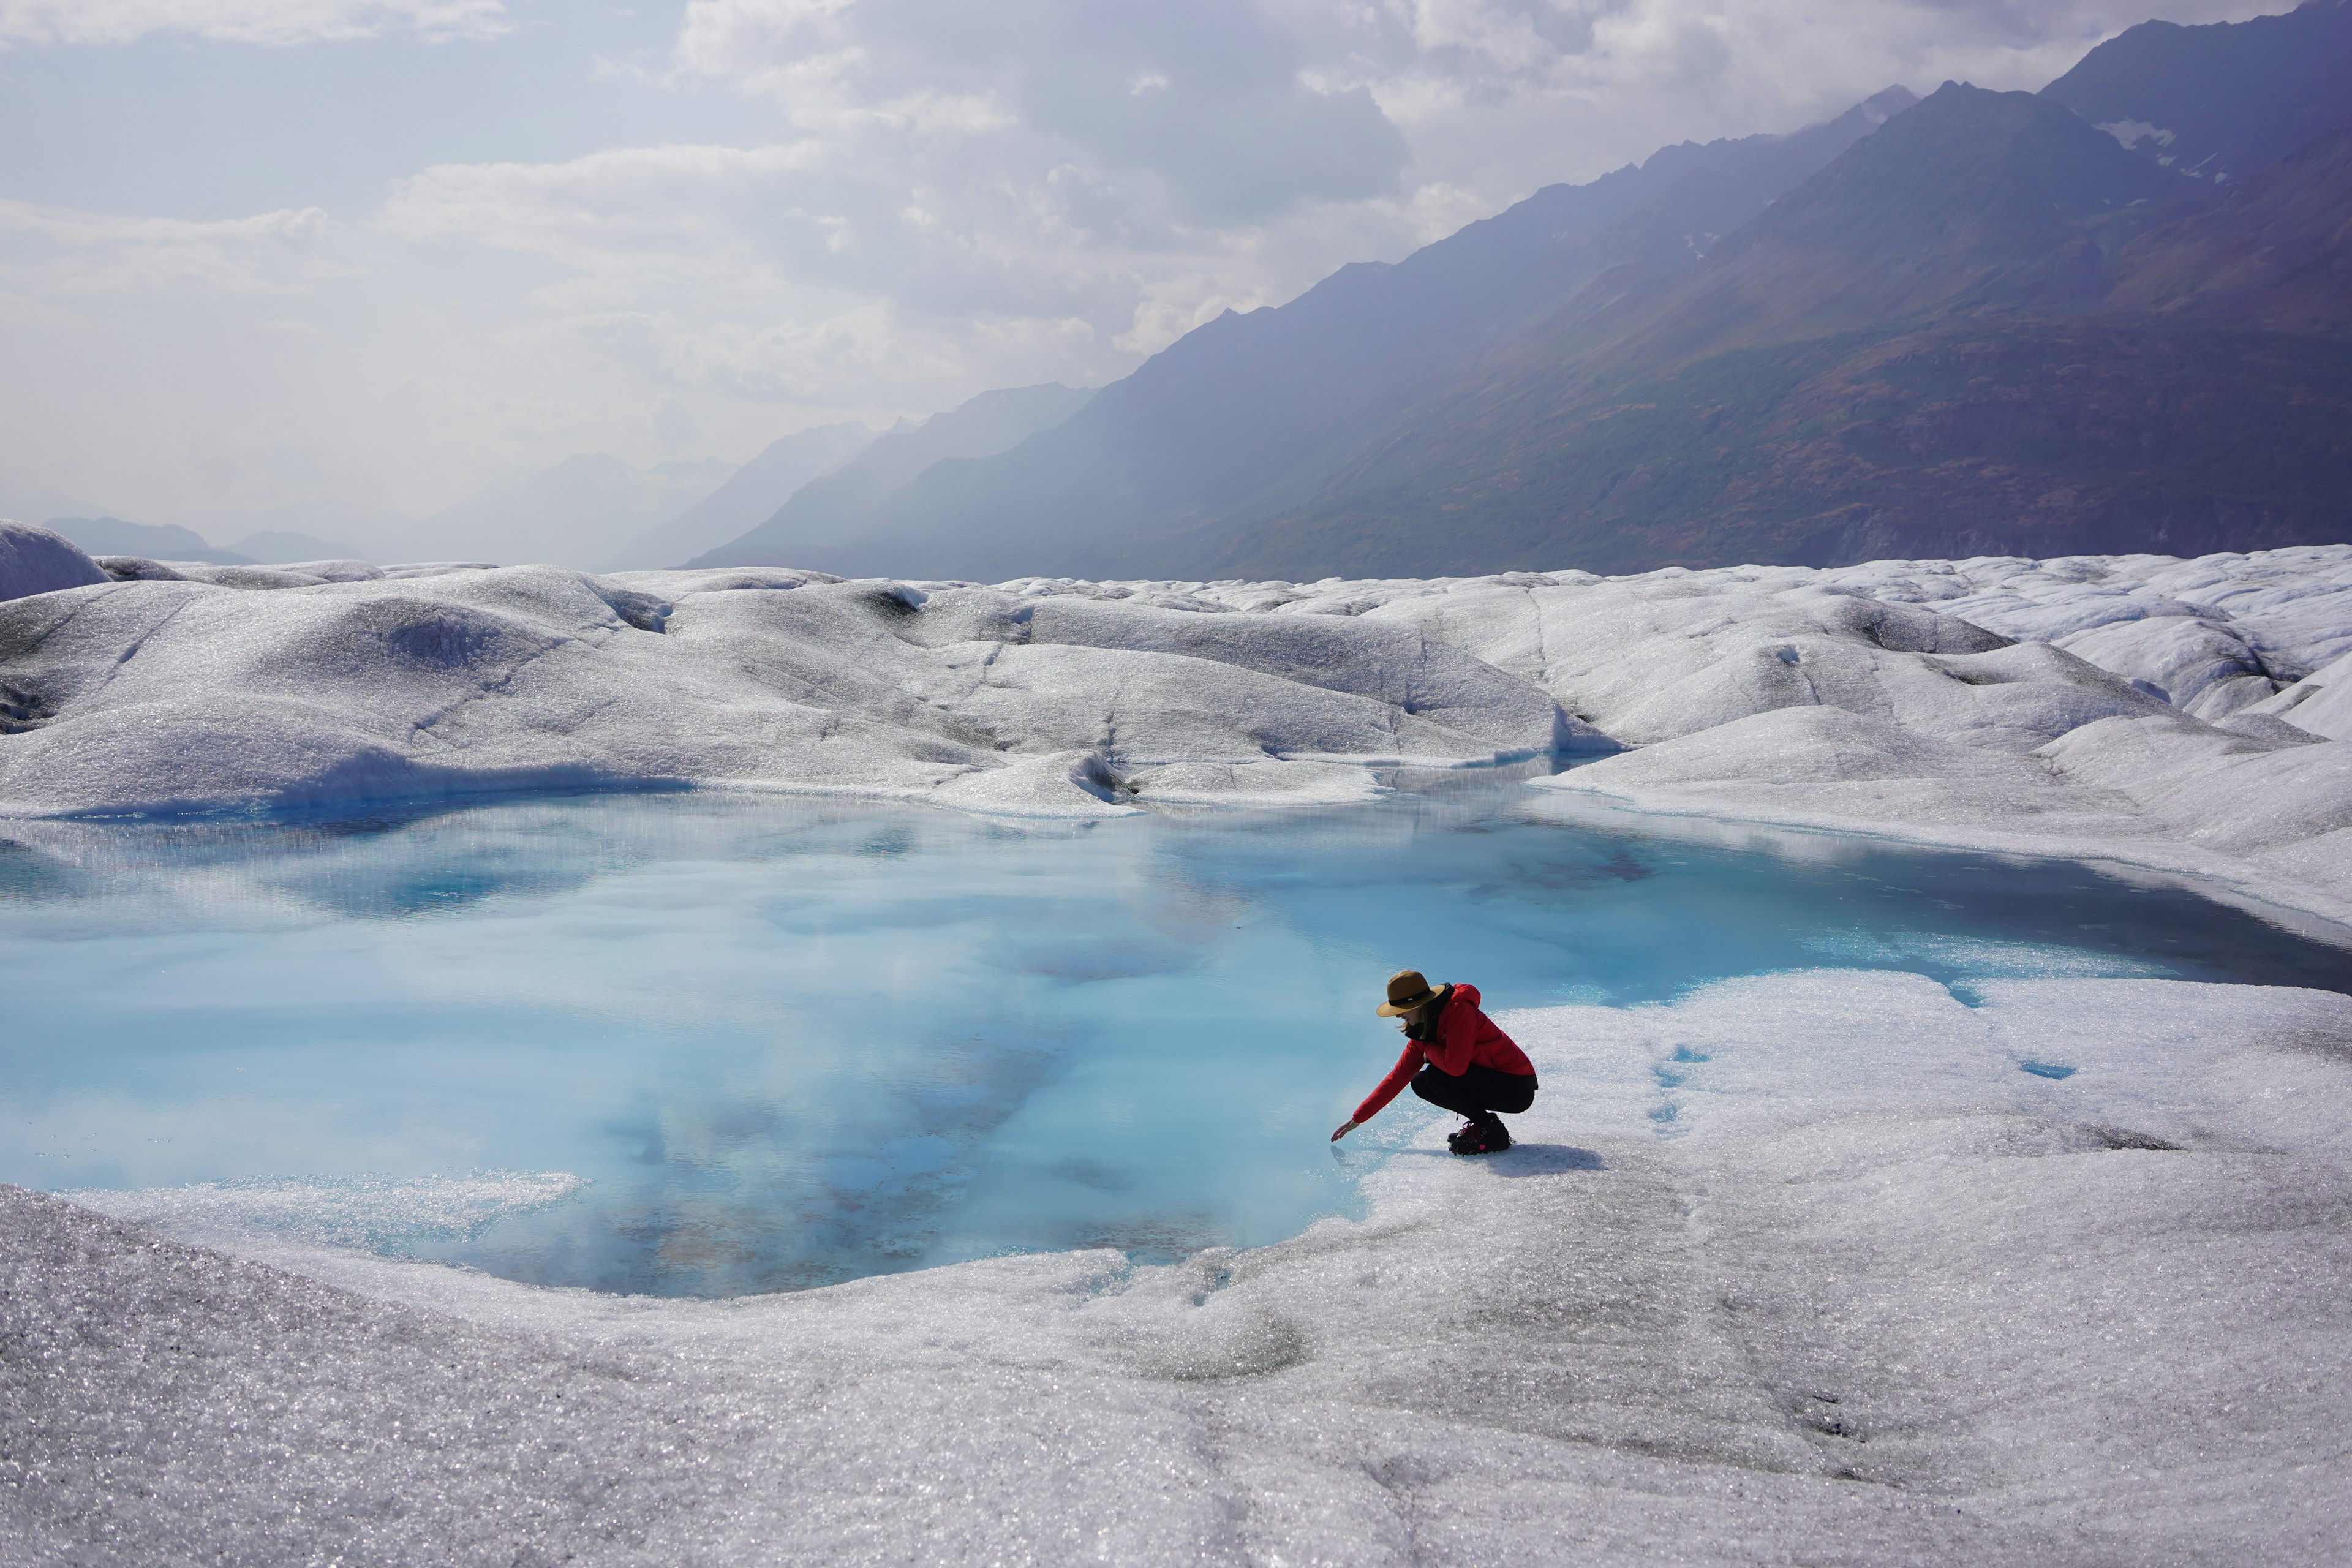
[1330,1120,1360,1142]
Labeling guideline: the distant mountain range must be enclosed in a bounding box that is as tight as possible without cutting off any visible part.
[2040,0,2352,184]
[42,516,258,565]
[686,0,2352,580]
[385,454,732,570]
[628,421,874,569]
[27,424,874,572]
[350,389,1088,571]
[684,384,1096,571]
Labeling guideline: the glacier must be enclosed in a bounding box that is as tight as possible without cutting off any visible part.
[4,521,2349,920]
[5,519,2351,1564]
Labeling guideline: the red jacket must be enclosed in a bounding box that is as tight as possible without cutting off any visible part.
[1354,982,1534,1123]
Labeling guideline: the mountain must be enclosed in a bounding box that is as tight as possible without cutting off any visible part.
[1559,85,2193,364]
[401,454,734,570]
[43,516,254,565]
[767,89,1918,582]
[624,421,874,570]
[195,499,415,562]
[799,2,2352,582]
[2041,0,2352,186]
[1199,82,2352,576]
[2101,114,2352,330]
[687,385,1095,570]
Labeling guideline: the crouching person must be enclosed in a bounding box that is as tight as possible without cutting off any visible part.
[1330,970,1537,1155]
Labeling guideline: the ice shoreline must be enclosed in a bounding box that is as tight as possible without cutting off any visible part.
[11,969,2351,1564]
[1538,777,2352,937]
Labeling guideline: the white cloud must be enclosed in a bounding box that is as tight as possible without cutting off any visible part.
[0,199,346,298]
[382,143,821,255]
[0,0,510,46]
[646,0,2286,353]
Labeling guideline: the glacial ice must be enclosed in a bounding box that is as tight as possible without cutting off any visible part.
[0,520,108,602]
[0,548,1593,824]
[1232,547,2352,918]
[6,527,2352,1562]
[8,968,2350,1564]
[6,528,2351,916]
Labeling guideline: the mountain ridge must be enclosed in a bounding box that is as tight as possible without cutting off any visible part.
[1194,79,2352,578]
[685,383,1096,570]
[693,2,2352,583]
[691,89,1921,579]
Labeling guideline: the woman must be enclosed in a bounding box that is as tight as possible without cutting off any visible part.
[1330,969,1538,1155]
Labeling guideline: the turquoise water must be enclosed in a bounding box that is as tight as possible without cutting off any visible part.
[4,782,2346,1296]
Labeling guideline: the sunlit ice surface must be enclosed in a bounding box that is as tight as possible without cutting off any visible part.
[6,774,2348,1298]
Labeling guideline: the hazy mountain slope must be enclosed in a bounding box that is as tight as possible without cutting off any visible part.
[686,384,1093,570]
[405,454,733,570]
[696,4,2351,586]
[1200,84,2352,578]
[1552,84,2193,371]
[1216,315,2352,577]
[2103,115,2352,329]
[627,421,873,570]
[2041,0,2352,184]
[203,500,414,562]
[43,516,252,565]
[805,89,1918,582]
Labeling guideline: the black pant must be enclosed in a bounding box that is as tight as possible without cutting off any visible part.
[1411,1064,1537,1121]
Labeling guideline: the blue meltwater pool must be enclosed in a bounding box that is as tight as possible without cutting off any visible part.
[5,780,2348,1295]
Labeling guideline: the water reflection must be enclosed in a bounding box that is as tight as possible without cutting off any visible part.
[4,782,2348,1297]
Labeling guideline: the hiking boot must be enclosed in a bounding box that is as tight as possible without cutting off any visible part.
[1452,1117,1512,1156]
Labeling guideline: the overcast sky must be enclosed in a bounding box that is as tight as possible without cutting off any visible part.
[0,0,2285,532]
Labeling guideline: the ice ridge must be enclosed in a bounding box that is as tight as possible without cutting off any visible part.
[2,527,2350,916]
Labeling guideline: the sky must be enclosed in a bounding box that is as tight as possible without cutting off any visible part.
[0,0,2289,538]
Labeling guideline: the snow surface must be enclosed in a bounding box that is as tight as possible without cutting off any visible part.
[1150,546,2352,921]
[9,970,2350,1564]
[0,558,1589,824]
[6,540,2351,914]
[0,521,108,603]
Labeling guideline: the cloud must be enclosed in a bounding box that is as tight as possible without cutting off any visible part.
[0,199,347,298]
[351,1,1429,413]
[674,0,1414,225]
[382,142,822,256]
[654,0,2283,338]
[374,135,1124,408]
[0,0,509,45]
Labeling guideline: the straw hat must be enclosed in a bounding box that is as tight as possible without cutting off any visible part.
[1376,969,1446,1017]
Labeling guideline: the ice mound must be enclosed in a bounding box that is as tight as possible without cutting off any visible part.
[2256,645,2352,740]
[0,568,1593,821]
[10,970,2350,1564]
[0,519,108,602]
[1144,546,2350,918]
[1828,548,2352,714]
[4,542,2350,915]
